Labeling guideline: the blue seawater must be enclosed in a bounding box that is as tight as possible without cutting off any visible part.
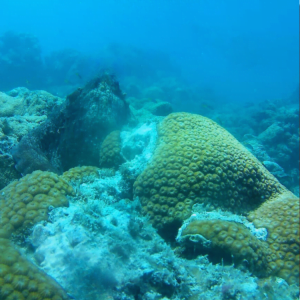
[0,1,298,299]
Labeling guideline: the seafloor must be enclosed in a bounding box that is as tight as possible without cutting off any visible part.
[0,75,299,300]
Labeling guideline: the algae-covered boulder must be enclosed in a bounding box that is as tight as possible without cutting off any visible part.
[7,87,64,116]
[0,154,20,190]
[144,101,173,116]
[12,75,131,174]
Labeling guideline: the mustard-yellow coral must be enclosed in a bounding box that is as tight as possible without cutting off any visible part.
[0,170,74,239]
[181,219,268,277]
[0,238,69,299]
[248,192,299,284]
[99,130,124,169]
[134,112,299,284]
[0,170,75,299]
[62,166,101,184]
[134,112,288,229]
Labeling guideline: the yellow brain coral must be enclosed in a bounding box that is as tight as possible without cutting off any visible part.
[181,194,299,285]
[181,219,269,277]
[134,112,288,229]
[248,193,299,284]
[0,170,74,239]
[134,112,299,284]
[0,238,69,300]
[0,170,75,299]
[62,166,101,184]
[99,130,124,169]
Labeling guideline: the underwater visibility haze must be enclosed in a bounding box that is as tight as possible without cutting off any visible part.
[0,1,299,300]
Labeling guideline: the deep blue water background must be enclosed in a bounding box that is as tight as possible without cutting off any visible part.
[0,0,299,102]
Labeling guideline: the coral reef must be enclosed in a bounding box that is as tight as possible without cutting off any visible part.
[12,75,131,174]
[218,92,299,194]
[29,184,298,300]
[0,88,63,142]
[99,131,125,169]
[179,191,299,285]
[0,88,64,186]
[0,170,74,239]
[0,112,296,299]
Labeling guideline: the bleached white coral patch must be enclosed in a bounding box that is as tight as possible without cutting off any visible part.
[78,171,126,203]
[29,197,194,300]
[120,122,157,176]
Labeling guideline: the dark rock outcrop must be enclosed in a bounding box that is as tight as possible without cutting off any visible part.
[12,75,130,174]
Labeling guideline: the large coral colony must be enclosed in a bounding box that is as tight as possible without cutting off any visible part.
[0,75,299,300]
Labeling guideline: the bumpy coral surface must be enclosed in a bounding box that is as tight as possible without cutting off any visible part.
[99,130,125,168]
[181,219,269,277]
[248,193,299,285]
[62,166,101,184]
[0,170,74,239]
[181,193,299,285]
[0,238,69,300]
[134,112,287,230]
[134,112,299,284]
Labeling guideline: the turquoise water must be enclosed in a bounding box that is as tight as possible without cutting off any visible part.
[0,0,298,101]
[0,1,299,300]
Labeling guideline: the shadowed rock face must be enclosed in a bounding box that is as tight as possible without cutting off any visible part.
[12,75,130,175]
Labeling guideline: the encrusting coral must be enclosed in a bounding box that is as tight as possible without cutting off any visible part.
[62,166,101,184]
[134,112,299,284]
